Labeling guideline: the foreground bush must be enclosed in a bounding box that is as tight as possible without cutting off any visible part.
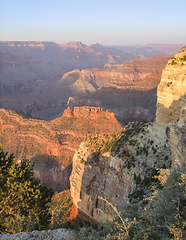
[49,190,72,229]
[0,146,54,233]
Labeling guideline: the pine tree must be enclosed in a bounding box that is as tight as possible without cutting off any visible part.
[0,145,54,233]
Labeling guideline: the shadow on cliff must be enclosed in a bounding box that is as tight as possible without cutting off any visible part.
[74,152,117,225]
[70,87,159,126]
[156,92,186,125]
[73,92,186,224]
[32,154,72,192]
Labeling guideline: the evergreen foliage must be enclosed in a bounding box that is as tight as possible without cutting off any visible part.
[0,146,54,233]
[49,190,72,229]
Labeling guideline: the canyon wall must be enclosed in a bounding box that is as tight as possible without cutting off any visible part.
[0,107,122,191]
[65,55,169,122]
[62,55,169,95]
[156,48,186,125]
[0,43,169,121]
[70,47,186,223]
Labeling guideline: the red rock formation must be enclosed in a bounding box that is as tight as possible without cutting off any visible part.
[63,107,74,117]
[63,106,116,120]
[0,107,123,191]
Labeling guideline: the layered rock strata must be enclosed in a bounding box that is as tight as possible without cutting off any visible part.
[0,107,122,191]
[62,55,169,95]
[65,55,169,122]
[70,47,186,223]
[156,48,186,125]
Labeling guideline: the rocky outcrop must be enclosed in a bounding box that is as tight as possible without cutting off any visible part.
[70,47,186,223]
[63,107,116,120]
[156,47,186,125]
[70,122,172,222]
[0,107,122,191]
[67,88,158,123]
[0,228,73,240]
[166,106,186,168]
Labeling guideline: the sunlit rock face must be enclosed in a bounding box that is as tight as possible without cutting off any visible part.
[70,47,186,224]
[156,47,186,125]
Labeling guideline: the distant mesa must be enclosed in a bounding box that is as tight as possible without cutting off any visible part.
[63,106,116,120]
[61,41,87,48]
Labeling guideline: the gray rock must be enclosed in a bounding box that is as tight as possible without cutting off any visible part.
[0,228,73,240]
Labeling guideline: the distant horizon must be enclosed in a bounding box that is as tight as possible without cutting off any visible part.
[0,40,185,47]
[0,0,186,46]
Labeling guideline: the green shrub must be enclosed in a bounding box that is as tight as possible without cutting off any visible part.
[127,168,186,239]
[49,190,72,230]
[171,59,177,65]
[0,146,54,233]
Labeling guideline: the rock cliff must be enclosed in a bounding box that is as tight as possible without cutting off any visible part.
[166,106,186,168]
[0,107,122,191]
[0,42,181,121]
[70,121,172,222]
[156,47,186,125]
[62,55,169,95]
[65,55,169,122]
[70,47,186,223]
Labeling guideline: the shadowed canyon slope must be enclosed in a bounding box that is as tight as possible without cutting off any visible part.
[0,107,123,191]
[0,41,177,121]
[0,41,137,119]
[70,46,186,223]
[65,55,170,122]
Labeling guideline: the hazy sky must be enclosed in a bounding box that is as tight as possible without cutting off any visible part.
[0,0,185,46]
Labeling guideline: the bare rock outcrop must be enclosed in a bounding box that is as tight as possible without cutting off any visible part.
[70,122,172,222]
[0,228,73,240]
[166,106,186,168]
[70,47,186,223]
[156,47,186,125]
[63,107,116,120]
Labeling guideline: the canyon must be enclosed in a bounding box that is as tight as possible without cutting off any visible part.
[70,46,186,223]
[0,107,123,191]
[64,55,170,122]
[0,41,181,122]
[0,44,186,238]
